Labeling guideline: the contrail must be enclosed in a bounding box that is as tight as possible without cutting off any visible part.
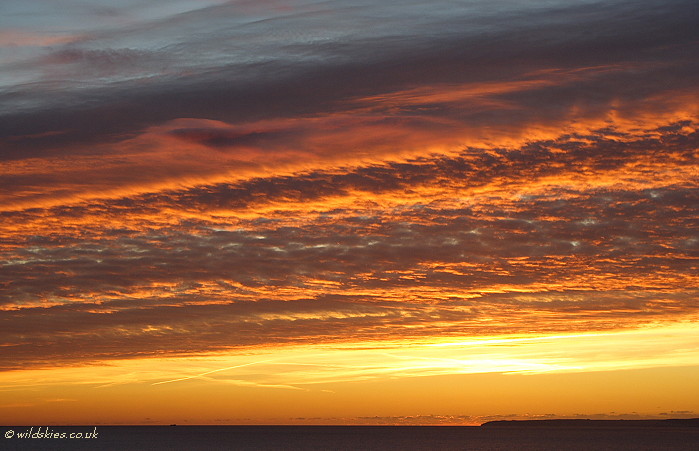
[152,359,275,385]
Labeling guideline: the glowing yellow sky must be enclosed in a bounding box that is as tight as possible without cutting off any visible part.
[2,323,698,424]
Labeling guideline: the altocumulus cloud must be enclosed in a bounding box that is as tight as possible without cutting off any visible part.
[0,0,698,371]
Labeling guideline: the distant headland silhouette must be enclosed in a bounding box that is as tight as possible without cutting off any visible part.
[481,419,699,428]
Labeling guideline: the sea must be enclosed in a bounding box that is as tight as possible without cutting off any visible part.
[2,425,698,450]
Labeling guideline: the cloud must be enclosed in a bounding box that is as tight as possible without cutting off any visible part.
[2,0,697,157]
[0,30,79,47]
[0,0,697,375]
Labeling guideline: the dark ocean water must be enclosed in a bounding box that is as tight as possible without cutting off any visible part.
[3,425,699,450]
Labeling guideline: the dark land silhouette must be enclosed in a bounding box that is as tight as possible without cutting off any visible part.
[481,419,699,428]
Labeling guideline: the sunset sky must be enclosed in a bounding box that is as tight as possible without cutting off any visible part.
[1,0,698,425]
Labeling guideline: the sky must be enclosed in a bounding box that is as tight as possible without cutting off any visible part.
[0,0,697,425]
